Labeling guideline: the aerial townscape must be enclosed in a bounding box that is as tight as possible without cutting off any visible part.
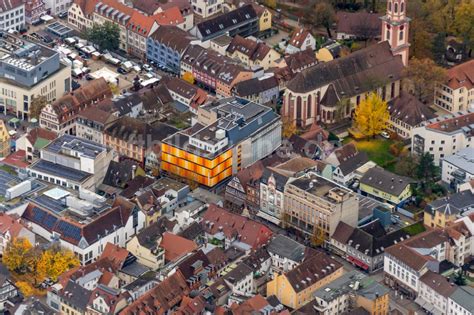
[0,0,472,314]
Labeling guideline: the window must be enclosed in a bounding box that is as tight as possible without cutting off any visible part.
[401,2,404,12]
[399,30,404,40]
[389,1,392,10]
[394,3,398,12]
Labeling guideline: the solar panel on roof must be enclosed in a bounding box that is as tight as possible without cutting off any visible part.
[57,221,82,241]
[43,214,58,229]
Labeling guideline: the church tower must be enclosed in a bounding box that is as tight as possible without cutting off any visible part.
[380,0,411,66]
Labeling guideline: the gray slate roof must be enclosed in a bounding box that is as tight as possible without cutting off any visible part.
[267,235,306,262]
[360,167,412,196]
[287,41,404,96]
[443,147,474,175]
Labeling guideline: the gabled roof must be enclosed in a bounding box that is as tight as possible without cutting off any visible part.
[102,160,142,188]
[25,128,57,149]
[73,0,98,15]
[331,221,355,244]
[288,28,313,49]
[0,213,27,239]
[136,216,176,250]
[233,75,279,97]
[160,232,197,262]
[446,59,474,90]
[0,0,23,11]
[360,167,412,196]
[50,78,112,124]
[59,280,92,312]
[227,35,271,61]
[234,160,265,191]
[336,11,382,38]
[285,251,342,293]
[388,91,436,127]
[284,49,317,73]
[267,235,306,263]
[196,4,257,38]
[121,270,190,315]
[127,11,156,36]
[287,41,404,96]
[201,204,273,249]
[153,6,185,25]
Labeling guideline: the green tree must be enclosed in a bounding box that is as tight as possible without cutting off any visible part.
[85,22,120,51]
[395,155,418,177]
[416,152,438,183]
[432,32,446,65]
[403,58,447,103]
[454,270,467,286]
[353,93,389,138]
[29,95,47,120]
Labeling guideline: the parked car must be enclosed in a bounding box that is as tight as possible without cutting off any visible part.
[85,74,94,80]
[143,64,153,72]
[380,131,390,139]
[117,67,127,74]
[58,11,68,18]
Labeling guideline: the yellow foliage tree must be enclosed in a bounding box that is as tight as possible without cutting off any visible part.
[2,238,33,274]
[16,281,34,297]
[182,72,195,84]
[263,0,277,9]
[45,248,80,282]
[282,116,298,139]
[311,224,326,247]
[353,93,389,138]
[28,247,48,286]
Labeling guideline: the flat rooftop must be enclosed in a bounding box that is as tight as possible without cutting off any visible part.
[289,173,353,201]
[28,186,110,223]
[30,160,92,182]
[152,177,188,192]
[45,135,107,159]
[0,34,55,69]
[164,97,279,158]
[46,21,74,37]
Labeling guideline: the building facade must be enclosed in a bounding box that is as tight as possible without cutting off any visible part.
[412,111,474,165]
[434,60,474,113]
[283,173,359,240]
[380,0,410,66]
[0,0,25,31]
[161,98,281,188]
[0,34,71,120]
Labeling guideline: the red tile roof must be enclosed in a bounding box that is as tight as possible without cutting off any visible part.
[100,243,131,269]
[446,59,474,90]
[288,28,312,49]
[127,11,156,35]
[153,6,184,26]
[120,270,190,315]
[201,204,273,249]
[2,150,29,169]
[25,127,57,146]
[0,213,28,239]
[160,232,198,262]
[73,0,98,16]
[426,112,474,133]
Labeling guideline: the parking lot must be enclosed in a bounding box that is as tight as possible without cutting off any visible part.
[20,17,173,93]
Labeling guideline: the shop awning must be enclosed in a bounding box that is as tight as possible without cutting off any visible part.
[348,256,369,270]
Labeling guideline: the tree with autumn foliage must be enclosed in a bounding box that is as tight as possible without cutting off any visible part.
[403,58,447,103]
[353,93,389,138]
[282,116,298,139]
[3,239,79,288]
[2,237,33,274]
[182,72,195,84]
